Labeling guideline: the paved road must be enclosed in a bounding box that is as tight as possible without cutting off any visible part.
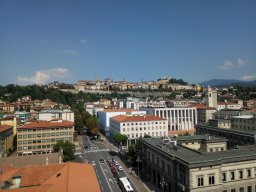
[79,135,151,192]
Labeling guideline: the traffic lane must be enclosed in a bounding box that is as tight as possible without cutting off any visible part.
[85,151,121,192]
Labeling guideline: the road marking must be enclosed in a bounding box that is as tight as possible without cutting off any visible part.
[84,149,110,153]
[99,162,114,192]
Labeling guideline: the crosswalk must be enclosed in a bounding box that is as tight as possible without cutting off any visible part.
[84,148,110,153]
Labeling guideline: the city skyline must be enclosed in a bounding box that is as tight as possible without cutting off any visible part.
[0,0,256,85]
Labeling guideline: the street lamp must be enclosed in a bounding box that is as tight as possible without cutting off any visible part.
[136,156,141,179]
[160,177,167,192]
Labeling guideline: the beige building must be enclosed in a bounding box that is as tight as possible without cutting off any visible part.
[0,125,14,157]
[141,136,256,192]
[110,114,168,145]
[195,105,216,123]
[17,119,74,156]
[0,116,20,135]
[231,114,256,132]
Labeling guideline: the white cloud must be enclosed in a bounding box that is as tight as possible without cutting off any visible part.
[80,39,87,43]
[236,58,247,67]
[17,68,70,85]
[217,60,234,70]
[241,74,256,81]
[60,50,79,55]
[217,58,247,70]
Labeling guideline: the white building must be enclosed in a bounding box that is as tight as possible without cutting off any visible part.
[217,101,243,111]
[98,109,146,136]
[38,109,74,122]
[206,87,218,108]
[140,107,197,135]
[110,114,168,145]
[195,105,216,123]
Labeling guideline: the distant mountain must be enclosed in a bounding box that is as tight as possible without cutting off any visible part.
[199,79,256,87]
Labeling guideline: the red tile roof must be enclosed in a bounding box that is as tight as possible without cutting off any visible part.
[111,114,166,122]
[0,125,13,133]
[0,162,101,192]
[19,120,73,129]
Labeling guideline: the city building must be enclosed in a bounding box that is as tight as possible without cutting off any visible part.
[14,111,31,124]
[140,107,197,135]
[17,119,74,156]
[38,109,74,122]
[98,109,146,136]
[110,114,168,145]
[0,125,13,157]
[231,114,256,132]
[0,162,101,192]
[141,136,256,192]
[0,116,20,135]
[217,101,243,111]
[195,105,216,123]
[196,123,256,147]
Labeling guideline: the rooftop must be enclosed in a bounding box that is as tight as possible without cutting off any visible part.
[143,137,256,168]
[0,162,101,192]
[0,125,13,133]
[103,108,138,112]
[111,114,166,122]
[19,120,73,129]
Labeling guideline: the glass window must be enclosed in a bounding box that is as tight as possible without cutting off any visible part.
[230,171,235,180]
[222,172,226,182]
[197,177,204,187]
[239,170,243,179]
[247,169,251,177]
[209,175,215,185]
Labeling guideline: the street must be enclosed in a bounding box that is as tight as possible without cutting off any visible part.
[78,135,143,192]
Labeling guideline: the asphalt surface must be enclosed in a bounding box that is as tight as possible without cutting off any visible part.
[79,135,140,192]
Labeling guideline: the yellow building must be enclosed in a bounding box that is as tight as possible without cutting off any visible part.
[17,119,74,156]
[0,125,14,157]
[0,116,20,135]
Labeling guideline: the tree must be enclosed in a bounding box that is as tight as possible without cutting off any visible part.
[53,140,75,162]
[113,133,128,145]
[86,117,100,136]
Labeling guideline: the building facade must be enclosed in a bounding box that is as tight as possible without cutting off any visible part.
[110,114,168,145]
[195,105,216,123]
[141,137,256,192]
[140,107,197,135]
[17,119,74,156]
[231,114,256,132]
[98,109,146,136]
[38,109,74,122]
[0,125,13,157]
[206,87,217,108]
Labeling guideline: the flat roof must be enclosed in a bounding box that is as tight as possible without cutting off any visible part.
[111,114,166,122]
[143,137,256,168]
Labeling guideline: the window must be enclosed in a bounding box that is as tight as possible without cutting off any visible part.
[239,187,244,192]
[239,170,243,179]
[248,186,252,192]
[231,189,236,192]
[247,169,251,177]
[18,135,22,139]
[209,175,215,185]
[222,172,226,182]
[197,176,204,187]
[230,171,235,180]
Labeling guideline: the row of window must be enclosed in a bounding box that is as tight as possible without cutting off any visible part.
[127,131,166,139]
[17,132,73,139]
[17,127,73,133]
[18,137,73,145]
[223,185,255,192]
[222,169,255,182]
[121,121,166,126]
[122,126,166,132]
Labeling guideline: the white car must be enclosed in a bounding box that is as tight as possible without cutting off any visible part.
[92,161,95,166]
[117,166,123,171]
[114,161,119,166]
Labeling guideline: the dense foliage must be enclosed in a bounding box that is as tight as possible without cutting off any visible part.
[113,133,128,145]
[53,140,75,162]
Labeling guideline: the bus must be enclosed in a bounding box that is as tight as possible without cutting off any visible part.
[118,177,134,192]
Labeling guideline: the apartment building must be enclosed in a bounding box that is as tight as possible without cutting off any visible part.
[140,107,197,135]
[110,114,168,145]
[195,105,216,123]
[38,109,74,122]
[98,109,146,136]
[0,116,20,135]
[0,125,13,157]
[17,119,74,156]
[141,137,256,192]
[231,114,256,132]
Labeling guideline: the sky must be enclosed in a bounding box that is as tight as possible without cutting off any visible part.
[0,0,256,85]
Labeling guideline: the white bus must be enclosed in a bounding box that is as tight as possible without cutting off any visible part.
[118,177,134,192]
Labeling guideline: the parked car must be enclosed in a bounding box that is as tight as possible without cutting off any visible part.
[99,159,104,164]
[117,166,123,171]
[92,161,95,166]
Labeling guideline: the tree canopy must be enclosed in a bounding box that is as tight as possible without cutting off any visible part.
[53,140,75,162]
[113,133,128,145]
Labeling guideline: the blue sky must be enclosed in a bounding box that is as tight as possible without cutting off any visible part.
[0,0,255,85]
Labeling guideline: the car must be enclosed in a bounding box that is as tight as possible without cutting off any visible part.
[114,161,119,166]
[99,159,104,164]
[92,161,95,166]
[117,166,123,171]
